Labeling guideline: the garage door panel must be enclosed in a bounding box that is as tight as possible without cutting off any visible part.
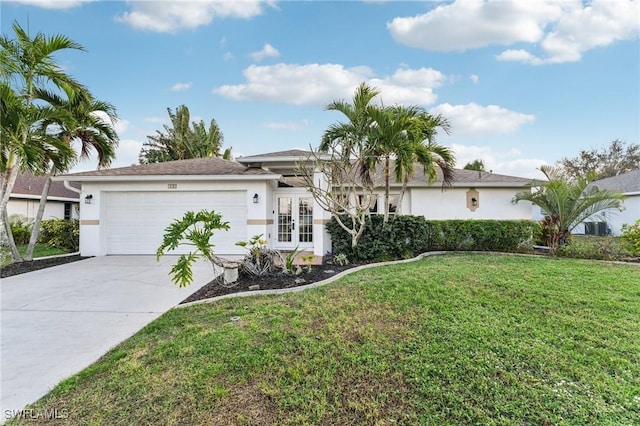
[104,191,247,255]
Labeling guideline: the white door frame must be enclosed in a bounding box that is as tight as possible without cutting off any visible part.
[273,191,314,250]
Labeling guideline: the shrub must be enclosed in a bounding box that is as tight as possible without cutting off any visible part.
[620,219,640,256]
[557,236,631,261]
[9,215,32,245]
[236,234,282,277]
[38,219,79,252]
[327,215,541,262]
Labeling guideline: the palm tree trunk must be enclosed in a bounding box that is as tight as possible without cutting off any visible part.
[2,208,22,261]
[0,166,23,262]
[24,167,55,261]
[384,156,390,223]
[397,177,408,216]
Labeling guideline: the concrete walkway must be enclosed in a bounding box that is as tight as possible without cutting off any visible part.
[1,256,213,421]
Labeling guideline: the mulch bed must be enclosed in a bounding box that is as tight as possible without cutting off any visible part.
[1,255,88,278]
[180,263,357,304]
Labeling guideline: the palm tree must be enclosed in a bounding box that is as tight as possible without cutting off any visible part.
[1,22,83,261]
[139,105,230,164]
[319,82,380,187]
[464,159,486,172]
[22,85,119,260]
[394,111,455,214]
[513,165,625,251]
[366,106,455,221]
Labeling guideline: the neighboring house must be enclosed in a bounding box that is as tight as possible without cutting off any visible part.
[7,172,80,221]
[53,149,533,259]
[577,169,640,236]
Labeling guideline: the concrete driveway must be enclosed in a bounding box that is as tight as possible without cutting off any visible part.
[1,256,213,421]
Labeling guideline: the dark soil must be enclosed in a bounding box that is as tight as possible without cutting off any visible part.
[1,255,88,278]
[180,263,357,304]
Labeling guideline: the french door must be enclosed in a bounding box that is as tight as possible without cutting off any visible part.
[275,195,314,249]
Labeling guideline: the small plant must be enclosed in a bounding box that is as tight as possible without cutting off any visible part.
[301,253,316,272]
[333,253,349,266]
[283,246,303,274]
[157,210,229,287]
[236,234,282,276]
[620,219,640,256]
[9,215,33,245]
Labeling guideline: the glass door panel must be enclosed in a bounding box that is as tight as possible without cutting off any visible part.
[277,197,292,243]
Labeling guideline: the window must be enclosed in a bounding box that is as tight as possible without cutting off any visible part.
[358,195,378,213]
[388,194,400,215]
[64,203,72,220]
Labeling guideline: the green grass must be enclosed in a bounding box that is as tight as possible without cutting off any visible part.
[11,254,640,425]
[1,244,69,266]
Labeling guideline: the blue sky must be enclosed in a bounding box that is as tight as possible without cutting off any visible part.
[2,0,639,178]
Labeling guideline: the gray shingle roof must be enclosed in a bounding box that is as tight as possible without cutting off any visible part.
[61,157,279,178]
[12,172,80,200]
[237,149,313,161]
[590,169,640,193]
[372,162,532,187]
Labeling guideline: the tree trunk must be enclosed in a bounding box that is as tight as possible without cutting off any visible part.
[24,168,55,261]
[397,177,408,216]
[2,208,22,262]
[0,166,22,262]
[384,156,390,223]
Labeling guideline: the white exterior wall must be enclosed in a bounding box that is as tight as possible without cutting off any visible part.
[608,194,640,235]
[7,199,79,221]
[78,180,271,257]
[410,187,532,220]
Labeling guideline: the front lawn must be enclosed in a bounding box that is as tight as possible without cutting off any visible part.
[1,244,69,267]
[11,254,640,425]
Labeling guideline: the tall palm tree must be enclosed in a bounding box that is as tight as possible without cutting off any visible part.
[320,82,380,187]
[513,165,625,250]
[1,21,83,261]
[1,83,74,260]
[139,105,229,164]
[366,106,455,221]
[22,85,119,260]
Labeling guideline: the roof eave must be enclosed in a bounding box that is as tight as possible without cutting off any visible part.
[52,174,282,183]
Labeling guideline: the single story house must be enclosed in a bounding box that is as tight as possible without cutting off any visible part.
[8,172,80,221]
[54,149,534,260]
[577,169,640,236]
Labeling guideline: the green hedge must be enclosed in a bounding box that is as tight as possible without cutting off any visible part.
[327,215,541,262]
[38,218,79,252]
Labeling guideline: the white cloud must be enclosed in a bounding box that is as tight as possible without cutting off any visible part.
[264,120,309,131]
[389,0,640,64]
[223,52,235,61]
[170,82,192,91]
[430,103,535,135]
[451,143,547,178]
[250,43,280,61]
[117,1,270,33]
[214,64,446,106]
[143,116,165,124]
[469,74,479,84]
[5,0,92,9]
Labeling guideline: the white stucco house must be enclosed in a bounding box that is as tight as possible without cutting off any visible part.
[8,172,80,221]
[54,149,533,260]
[577,169,640,236]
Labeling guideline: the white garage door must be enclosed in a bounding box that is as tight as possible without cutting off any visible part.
[104,191,247,255]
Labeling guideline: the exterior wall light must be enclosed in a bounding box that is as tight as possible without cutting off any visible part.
[84,194,93,204]
[253,193,259,204]
[471,197,478,207]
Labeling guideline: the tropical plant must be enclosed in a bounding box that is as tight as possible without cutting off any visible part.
[300,83,380,248]
[512,165,625,251]
[620,219,640,256]
[139,105,231,164]
[300,253,316,272]
[156,210,230,287]
[0,22,82,261]
[23,84,119,261]
[464,159,486,171]
[236,234,282,277]
[283,246,303,275]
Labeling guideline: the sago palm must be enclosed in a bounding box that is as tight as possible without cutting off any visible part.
[513,165,625,250]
